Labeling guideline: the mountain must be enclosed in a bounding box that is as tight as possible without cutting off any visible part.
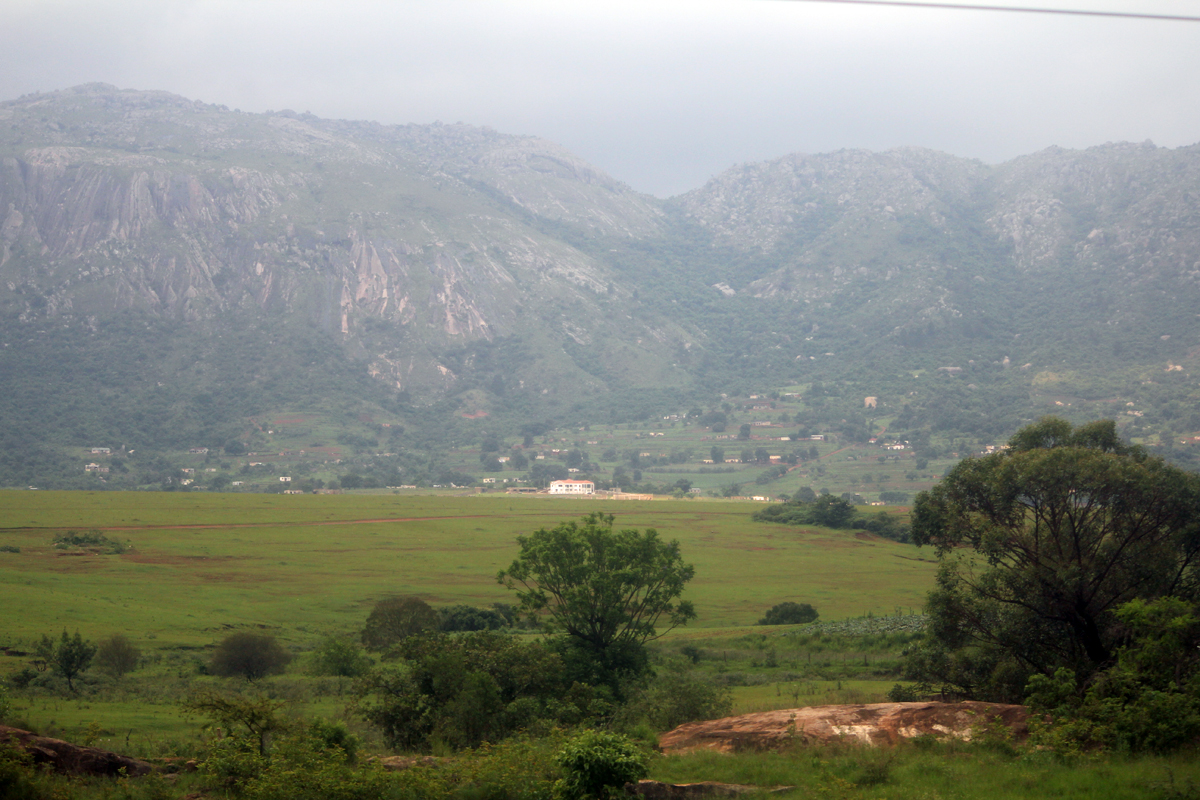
[3,84,1200,487]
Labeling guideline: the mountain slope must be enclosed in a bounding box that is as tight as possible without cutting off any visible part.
[3,84,1200,487]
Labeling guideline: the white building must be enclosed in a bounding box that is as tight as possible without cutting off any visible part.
[549,479,595,495]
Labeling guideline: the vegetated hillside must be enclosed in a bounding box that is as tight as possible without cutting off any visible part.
[3,83,1200,487]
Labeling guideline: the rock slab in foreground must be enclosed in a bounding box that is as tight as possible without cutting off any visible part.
[0,725,153,777]
[627,780,794,797]
[659,701,1028,754]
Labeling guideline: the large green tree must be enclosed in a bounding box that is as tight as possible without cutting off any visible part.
[497,513,695,681]
[908,417,1200,700]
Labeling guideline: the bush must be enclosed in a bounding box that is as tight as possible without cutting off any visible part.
[553,730,648,800]
[361,597,439,651]
[438,604,509,632]
[356,632,601,751]
[758,602,819,626]
[309,637,372,678]
[614,667,732,732]
[210,633,293,681]
[95,633,140,678]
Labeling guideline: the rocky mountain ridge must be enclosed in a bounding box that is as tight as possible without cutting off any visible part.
[3,84,1200,478]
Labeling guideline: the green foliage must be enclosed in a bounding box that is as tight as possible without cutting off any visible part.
[0,738,39,800]
[309,636,372,678]
[210,632,293,681]
[455,732,566,800]
[553,730,648,800]
[200,721,411,800]
[1025,597,1200,754]
[909,418,1200,700]
[34,630,96,692]
[758,602,819,626]
[52,530,128,553]
[438,605,510,632]
[355,631,599,752]
[183,690,289,756]
[498,513,695,678]
[754,497,910,542]
[94,633,140,678]
[614,666,733,732]
[361,596,439,652]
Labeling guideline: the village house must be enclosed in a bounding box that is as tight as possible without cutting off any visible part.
[90,447,111,455]
[549,479,595,495]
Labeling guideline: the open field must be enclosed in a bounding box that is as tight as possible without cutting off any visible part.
[1,490,935,751]
[0,491,935,650]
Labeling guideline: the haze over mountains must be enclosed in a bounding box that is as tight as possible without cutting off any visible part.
[3,84,1200,486]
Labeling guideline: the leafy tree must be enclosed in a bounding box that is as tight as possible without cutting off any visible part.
[183,690,289,755]
[1025,597,1200,753]
[908,417,1200,700]
[737,423,751,441]
[210,633,293,681]
[361,596,439,651]
[34,630,95,692]
[94,633,140,678]
[498,513,696,680]
[758,602,819,625]
[309,636,372,678]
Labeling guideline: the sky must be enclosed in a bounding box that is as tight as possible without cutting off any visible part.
[2,0,1199,197]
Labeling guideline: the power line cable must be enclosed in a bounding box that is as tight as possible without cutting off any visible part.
[773,0,1200,22]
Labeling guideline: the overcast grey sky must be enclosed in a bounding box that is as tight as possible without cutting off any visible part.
[3,0,1198,196]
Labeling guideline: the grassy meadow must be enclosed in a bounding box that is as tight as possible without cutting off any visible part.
[0,490,935,648]
[5,490,1200,799]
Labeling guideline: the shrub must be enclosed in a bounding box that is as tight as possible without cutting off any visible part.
[553,730,648,800]
[758,602,819,626]
[438,604,509,632]
[356,631,601,751]
[95,634,140,678]
[210,633,293,681]
[309,637,372,678]
[615,667,732,732]
[361,597,439,651]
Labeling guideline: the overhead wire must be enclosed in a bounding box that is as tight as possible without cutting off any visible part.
[773,0,1200,22]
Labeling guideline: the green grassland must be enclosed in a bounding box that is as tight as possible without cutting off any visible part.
[0,491,935,649]
[4,490,1200,799]
[0,490,933,754]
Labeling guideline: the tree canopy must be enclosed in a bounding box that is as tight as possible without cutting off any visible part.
[497,513,695,673]
[908,417,1200,699]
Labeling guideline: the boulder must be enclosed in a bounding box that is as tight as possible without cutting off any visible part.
[0,725,154,777]
[658,701,1028,754]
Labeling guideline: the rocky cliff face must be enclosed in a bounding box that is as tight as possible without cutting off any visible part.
[0,84,673,400]
[4,83,1200,417]
[676,139,1200,349]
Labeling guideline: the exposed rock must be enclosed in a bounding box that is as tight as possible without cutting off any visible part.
[0,725,153,777]
[627,780,795,798]
[658,702,1029,754]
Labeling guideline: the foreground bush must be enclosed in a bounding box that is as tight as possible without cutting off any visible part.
[554,730,648,800]
[356,631,603,751]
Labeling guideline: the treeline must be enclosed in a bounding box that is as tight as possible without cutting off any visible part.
[753,493,911,543]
